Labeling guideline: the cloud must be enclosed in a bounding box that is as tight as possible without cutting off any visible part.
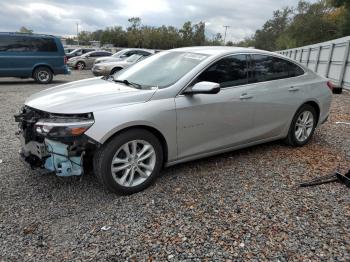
[0,0,304,42]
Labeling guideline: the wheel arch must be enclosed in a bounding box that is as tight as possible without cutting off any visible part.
[32,64,54,77]
[302,100,320,124]
[111,67,123,74]
[101,125,169,164]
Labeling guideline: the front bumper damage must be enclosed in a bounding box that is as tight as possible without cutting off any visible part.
[15,106,98,177]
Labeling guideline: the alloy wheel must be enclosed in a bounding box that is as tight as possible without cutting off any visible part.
[77,62,85,70]
[294,110,314,142]
[111,140,156,187]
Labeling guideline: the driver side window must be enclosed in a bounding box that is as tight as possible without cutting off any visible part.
[192,54,248,88]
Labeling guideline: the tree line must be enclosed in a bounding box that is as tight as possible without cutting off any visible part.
[236,0,350,50]
[21,0,350,51]
[67,17,223,49]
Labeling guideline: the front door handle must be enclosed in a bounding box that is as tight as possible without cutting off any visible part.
[288,86,299,92]
[240,93,253,100]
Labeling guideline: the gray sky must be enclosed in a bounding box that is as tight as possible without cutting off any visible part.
[0,0,306,42]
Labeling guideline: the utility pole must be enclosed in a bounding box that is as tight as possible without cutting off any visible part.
[76,23,79,46]
[223,25,231,44]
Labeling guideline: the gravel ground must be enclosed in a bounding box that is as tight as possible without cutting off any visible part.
[0,71,349,261]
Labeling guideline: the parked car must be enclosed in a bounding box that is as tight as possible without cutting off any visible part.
[92,54,150,76]
[15,47,333,194]
[0,32,70,84]
[64,47,76,54]
[66,48,96,59]
[94,48,154,65]
[67,50,112,70]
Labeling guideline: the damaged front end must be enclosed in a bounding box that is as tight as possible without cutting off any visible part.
[14,106,98,177]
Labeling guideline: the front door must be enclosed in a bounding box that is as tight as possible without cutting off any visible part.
[175,54,256,160]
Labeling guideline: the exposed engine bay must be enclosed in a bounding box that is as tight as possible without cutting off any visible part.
[14,106,98,176]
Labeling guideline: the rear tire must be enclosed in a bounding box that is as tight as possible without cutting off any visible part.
[285,104,317,147]
[33,66,53,84]
[76,61,85,70]
[93,129,163,194]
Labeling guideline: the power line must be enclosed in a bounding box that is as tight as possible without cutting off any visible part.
[223,25,232,44]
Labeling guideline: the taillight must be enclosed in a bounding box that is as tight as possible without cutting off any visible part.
[64,56,68,65]
[327,81,334,91]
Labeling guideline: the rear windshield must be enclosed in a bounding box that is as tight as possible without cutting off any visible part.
[0,35,58,52]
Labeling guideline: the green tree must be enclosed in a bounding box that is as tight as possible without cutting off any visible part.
[254,7,292,50]
[65,38,76,45]
[286,0,340,47]
[78,31,92,45]
[127,17,143,47]
[193,22,206,46]
[18,26,33,34]
[180,21,194,46]
[101,26,127,47]
[329,0,350,35]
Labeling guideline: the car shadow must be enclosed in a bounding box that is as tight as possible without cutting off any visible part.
[27,140,285,201]
[162,140,284,177]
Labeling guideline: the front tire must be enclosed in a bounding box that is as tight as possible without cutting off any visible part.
[93,129,163,194]
[33,67,53,84]
[285,104,317,147]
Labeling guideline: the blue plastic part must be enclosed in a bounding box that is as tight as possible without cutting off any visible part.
[44,139,83,177]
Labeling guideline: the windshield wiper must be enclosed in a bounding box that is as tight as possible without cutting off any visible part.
[113,79,142,89]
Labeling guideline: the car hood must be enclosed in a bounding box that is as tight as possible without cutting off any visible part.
[25,77,157,114]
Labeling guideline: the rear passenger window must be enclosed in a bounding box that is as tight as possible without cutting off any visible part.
[288,62,304,77]
[249,55,304,83]
[193,54,248,88]
[138,51,151,56]
[31,38,57,52]
[0,35,57,52]
[124,51,137,57]
[100,52,111,56]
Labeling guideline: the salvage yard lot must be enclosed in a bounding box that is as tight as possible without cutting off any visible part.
[0,71,349,261]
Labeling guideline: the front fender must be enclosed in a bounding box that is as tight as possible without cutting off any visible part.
[85,98,178,162]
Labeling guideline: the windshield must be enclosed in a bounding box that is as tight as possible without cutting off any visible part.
[68,49,80,55]
[126,54,142,63]
[113,51,208,88]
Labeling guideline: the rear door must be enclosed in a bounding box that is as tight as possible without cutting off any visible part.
[87,51,111,67]
[175,54,256,160]
[246,54,306,140]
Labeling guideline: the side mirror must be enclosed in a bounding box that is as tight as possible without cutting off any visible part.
[183,81,220,95]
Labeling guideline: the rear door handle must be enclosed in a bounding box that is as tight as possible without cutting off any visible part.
[288,86,299,92]
[240,93,253,100]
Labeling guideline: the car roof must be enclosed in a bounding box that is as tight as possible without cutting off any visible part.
[84,50,111,55]
[170,46,280,57]
[122,48,154,53]
[0,32,56,38]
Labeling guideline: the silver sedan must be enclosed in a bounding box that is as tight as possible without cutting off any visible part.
[91,54,148,76]
[16,47,333,194]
